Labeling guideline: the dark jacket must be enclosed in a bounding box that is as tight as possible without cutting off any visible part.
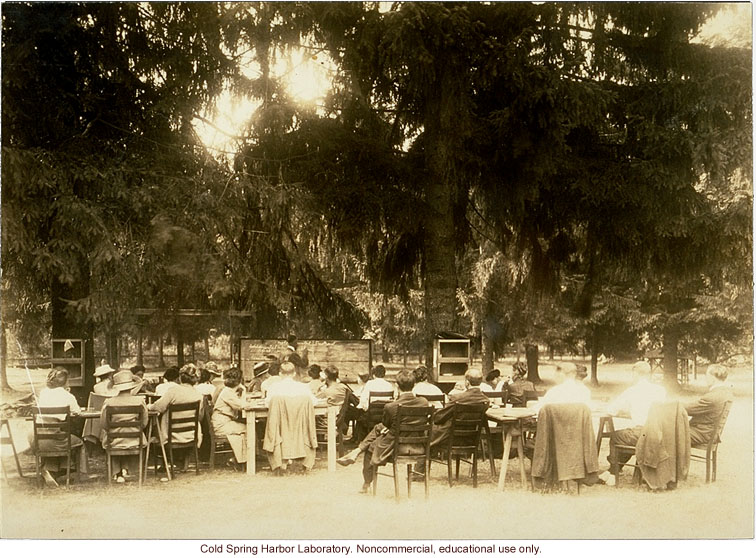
[531,403,599,486]
[431,387,490,447]
[370,392,430,466]
[685,385,733,446]
[636,401,690,489]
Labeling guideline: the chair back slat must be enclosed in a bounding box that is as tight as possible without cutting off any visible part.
[168,400,200,443]
[32,407,72,456]
[483,390,508,405]
[448,403,488,453]
[104,405,146,444]
[710,400,733,447]
[368,390,394,401]
[393,406,434,448]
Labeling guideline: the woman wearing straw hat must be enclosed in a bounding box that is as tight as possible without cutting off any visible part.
[93,363,118,397]
[100,370,149,483]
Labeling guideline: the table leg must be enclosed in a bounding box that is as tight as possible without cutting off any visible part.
[327,405,336,472]
[247,410,257,476]
[497,426,513,492]
[144,417,153,483]
[596,417,607,453]
[516,425,526,488]
[154,417,172,481]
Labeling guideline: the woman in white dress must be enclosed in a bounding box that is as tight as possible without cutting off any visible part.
[211,367,247,470]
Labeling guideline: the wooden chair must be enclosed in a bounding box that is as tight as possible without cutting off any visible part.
[103,405,146,487]
[480,390,508,476]
[483,390,509,407]
[608,433,642,488]
[372,406,434,501]
[444,403,489,487]
[1,418,25,479]
[317,391,354,457]
[167,401,201,475]
[690,400,732,482]
[205,398,235,470]
[422,393,446,407]
[365,391,394,431]
[31,407,73,487]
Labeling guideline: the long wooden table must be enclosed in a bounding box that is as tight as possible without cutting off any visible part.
[486,407,535,491]
[245,400,337,475]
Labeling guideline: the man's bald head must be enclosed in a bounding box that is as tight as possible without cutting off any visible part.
[556,362,578,378]
[465,368,483,387]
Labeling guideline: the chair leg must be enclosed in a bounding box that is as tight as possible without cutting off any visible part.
[473,453,478,489]
[485,437,497,480]
[425,461,430,500]
[447,454,453,487]
[712,448,717,482]
[107,451,112,485]
[195,444,200,475]
[406,464,412,498]
[705,448,712,483]
[393,461,400,501]
[5,422,24,478]
[65,453,71,488]
[209,439,216,471]
[35,455,42,488]
[138,449,143,488]
[455,456,460,480]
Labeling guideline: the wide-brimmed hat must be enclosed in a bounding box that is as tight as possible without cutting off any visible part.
[95,364,116,377]
[204,361,221,376]
[253,361,270,377]
[112,370,140,392]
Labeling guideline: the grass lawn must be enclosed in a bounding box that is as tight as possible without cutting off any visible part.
[1,360,753,540]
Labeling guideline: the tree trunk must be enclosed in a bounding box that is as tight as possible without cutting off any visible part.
[481,323,494,376]
[1,325,10,391]
[177,329,184,367]
[662,327,680,390]
[590,326,600,387]
[525,343,540,383]
[548,344,555,361]
[158,337,165,368]
[137,327,144,367]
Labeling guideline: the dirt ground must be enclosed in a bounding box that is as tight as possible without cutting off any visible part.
[1,361,753,540]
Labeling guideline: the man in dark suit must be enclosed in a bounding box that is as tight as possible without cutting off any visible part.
[337,369,429,493]
[430,368,490,447]
[686,364,734,446]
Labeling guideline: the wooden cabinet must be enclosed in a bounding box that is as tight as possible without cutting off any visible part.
[432,334,471,385]
[51,339,85,387]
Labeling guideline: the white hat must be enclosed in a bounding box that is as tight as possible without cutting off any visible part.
[94,364,116,377]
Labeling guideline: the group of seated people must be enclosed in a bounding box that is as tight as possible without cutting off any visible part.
[31,348,733,490]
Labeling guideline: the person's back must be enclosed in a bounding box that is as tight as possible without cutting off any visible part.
[358,365,393,410]
[149,366,204,446]
[686,364,734,445]
[540,363,591,407]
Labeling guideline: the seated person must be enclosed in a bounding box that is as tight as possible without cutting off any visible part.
[211,367,248,470]
[498,362,535,407]
[411,365,444,407]
[606,361,666,466]
[686,364,734,446]
[484,369,501,391]
[195,368,216,397]
[336,369,429,493]
[260,361,283,398]
[130,365,154,394]
[306,364,325,396]
[93,363,118,396]
[246,360,271,395]
[320,365,350,407]
[149,364,204,464]
[100,371,149,483]
[352,370,371,399]
[536,362,592,408]
[265,362,319,406]
[357,365,393,411]
[155,366,180,397]
[204,361,224,390]
[428,368,490,450]
[30,368,88,486]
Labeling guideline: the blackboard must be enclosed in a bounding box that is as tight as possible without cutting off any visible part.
[239,338,373,383]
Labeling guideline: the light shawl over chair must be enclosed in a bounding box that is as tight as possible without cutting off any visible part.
[264,394,318,471]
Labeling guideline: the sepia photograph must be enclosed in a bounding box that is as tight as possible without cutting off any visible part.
[0,0,753,547]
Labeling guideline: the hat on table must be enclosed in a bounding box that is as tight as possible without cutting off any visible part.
[95,364,116,377]
[112,370,140,392]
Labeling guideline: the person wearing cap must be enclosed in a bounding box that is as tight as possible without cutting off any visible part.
[100,370,149,483]
[93,363,118,396]
[211,367,248,470]
[246,361,271,395]
[31,368,87,486]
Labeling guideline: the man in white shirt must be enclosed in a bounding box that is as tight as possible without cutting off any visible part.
[155,366,180,396]
[538,362,592,407]
[357,365,393,411]
[265,362,319,407]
